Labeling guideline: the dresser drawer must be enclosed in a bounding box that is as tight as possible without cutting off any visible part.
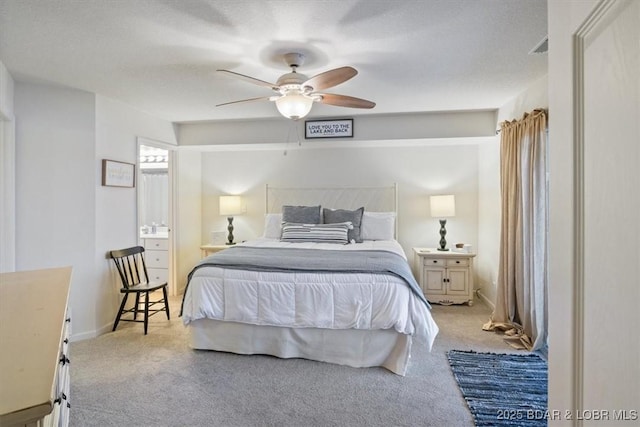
[146,250,168,268]
[423,258,445,267]
[446,258,469,267]
[147,268,168,283]
[145,238,168,250]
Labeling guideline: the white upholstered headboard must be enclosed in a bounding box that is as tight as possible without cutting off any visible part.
[265,183,399,237]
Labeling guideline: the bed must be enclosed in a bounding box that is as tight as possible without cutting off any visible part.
[180,185,439,375]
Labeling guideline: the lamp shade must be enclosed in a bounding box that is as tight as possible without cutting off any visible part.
[275,92,314,120]
[219,195,243,216]
[430,195,456,218]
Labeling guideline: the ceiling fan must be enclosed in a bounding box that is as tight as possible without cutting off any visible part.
[216,52,376,120]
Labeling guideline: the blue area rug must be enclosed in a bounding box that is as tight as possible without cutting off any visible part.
[447,350,548,427]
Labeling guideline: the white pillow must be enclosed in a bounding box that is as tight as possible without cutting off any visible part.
[263,213,283,239]
[361,211,396,240]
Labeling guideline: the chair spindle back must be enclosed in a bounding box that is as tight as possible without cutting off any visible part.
[110,246,149,289]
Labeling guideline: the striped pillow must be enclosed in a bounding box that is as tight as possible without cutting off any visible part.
[280,222,352,244]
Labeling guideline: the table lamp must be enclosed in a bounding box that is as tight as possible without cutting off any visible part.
[219,195,243,245]
[430,195,456,251]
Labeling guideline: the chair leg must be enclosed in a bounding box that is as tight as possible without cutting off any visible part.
[162,285,170,320]
[113,293,129,331]
[134,293,140,320]
[144,291,150,335]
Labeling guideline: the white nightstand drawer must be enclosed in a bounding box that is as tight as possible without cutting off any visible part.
[446,258,469,267]
[147,268,168,283]
[145,238,168,250]
[423,258,445,267]
[146,250,168,268]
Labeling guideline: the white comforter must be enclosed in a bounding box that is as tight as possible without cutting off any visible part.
[181,238,439,349]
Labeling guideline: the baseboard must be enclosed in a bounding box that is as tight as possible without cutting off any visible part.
[70,322,112,342]
[476,289,495,311]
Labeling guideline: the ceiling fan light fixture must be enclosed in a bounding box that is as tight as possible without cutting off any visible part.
[217,52,375,119]
[275,91,314,120]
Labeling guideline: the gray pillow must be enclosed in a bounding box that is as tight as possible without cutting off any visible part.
[282,205,322,224]
[323,207,364,243]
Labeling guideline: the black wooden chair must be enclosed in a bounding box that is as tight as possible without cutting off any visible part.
[110,246,170,335]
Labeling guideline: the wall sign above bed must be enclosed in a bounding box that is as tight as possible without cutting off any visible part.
[305,119,353,139]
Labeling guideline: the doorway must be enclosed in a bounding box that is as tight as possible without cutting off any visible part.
[137,140,176,295]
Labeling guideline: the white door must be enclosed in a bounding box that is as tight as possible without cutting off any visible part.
[551,0,640,419]
[579,0,640,414]
[424,267,446,294]
[446,268,469,295]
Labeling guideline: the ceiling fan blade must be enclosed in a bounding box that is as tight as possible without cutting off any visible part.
[302,66,357,92]
[317,93,376,109]
[217,69,279,91]
[216,96,274,107]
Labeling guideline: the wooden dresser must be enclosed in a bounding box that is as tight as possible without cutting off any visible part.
[0,267,72,427]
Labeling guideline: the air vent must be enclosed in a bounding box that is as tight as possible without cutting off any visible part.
[529,36,548,55]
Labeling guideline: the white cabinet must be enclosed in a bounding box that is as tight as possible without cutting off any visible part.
[413,248,476,306]
[143,238,168,283]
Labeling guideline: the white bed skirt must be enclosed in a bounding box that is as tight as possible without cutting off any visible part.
[188,319,413,376]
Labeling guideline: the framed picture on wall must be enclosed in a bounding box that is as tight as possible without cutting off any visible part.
[102,159,135,188]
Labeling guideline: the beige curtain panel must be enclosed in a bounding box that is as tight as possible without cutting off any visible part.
[484,109,548,351]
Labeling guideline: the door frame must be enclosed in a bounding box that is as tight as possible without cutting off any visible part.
[137,137,178,296]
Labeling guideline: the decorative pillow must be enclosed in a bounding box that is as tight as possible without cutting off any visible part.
[323,207,364,243]
[280,222,352,244]
[282,205,322,224]
[361,211,396,240]
[263,213,283,239]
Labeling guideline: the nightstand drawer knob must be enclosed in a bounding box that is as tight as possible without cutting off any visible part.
[456,260,460,264]
[433,260,437,263]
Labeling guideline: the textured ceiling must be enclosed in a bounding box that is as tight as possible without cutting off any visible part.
[0,0,547,123]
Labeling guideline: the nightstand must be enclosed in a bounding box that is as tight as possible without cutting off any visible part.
[413,248,476,306]
[200,244,230,258]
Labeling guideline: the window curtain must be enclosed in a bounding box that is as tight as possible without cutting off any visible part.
[483,109,548,351]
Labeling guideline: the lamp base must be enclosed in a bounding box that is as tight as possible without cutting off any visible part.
[438,219,448,251]
[226,217,235,245]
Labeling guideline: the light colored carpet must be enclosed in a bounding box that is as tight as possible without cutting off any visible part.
[70,294,517,427]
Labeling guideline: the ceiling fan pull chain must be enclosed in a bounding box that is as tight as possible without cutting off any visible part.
[283,121,297,156]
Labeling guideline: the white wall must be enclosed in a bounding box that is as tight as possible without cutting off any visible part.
[196,142,480,272]
[475,139,500,305]
[0,61,14,118]
[179,110,497,147]
[476,75,548,307]
[175,149,202,294]
[94,95,178,337]
[14,82,98,336]
[0,60,16,272]
[11,80,178,340]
